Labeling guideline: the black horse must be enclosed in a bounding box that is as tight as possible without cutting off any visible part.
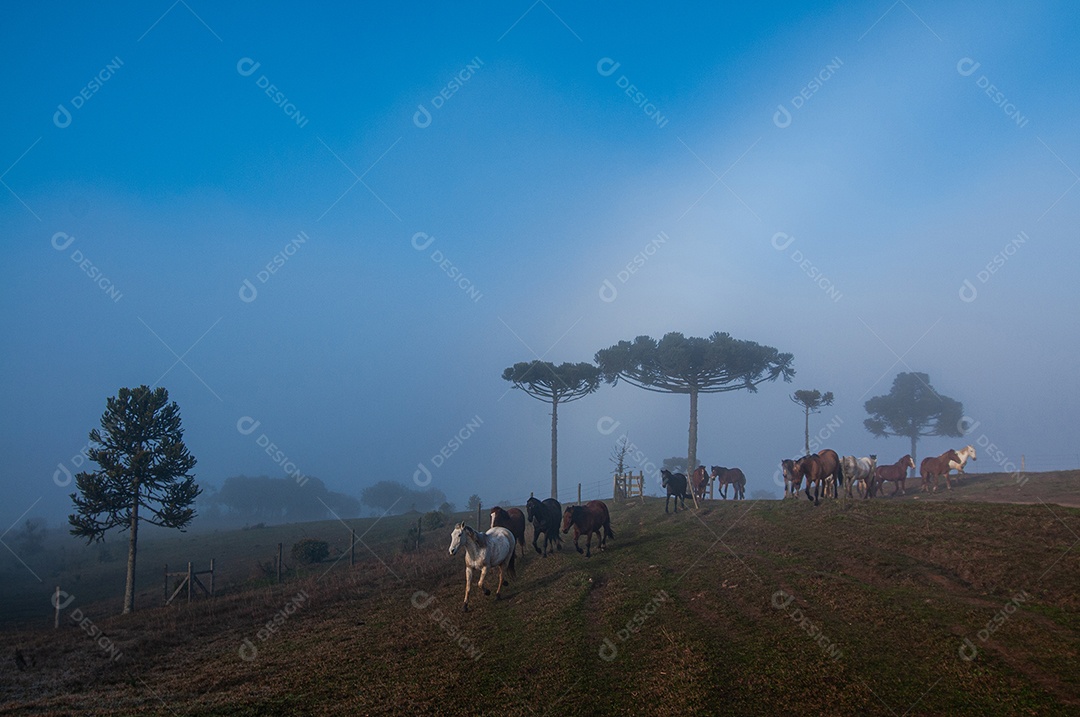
[660,469,689,513]
[525,496,563,557]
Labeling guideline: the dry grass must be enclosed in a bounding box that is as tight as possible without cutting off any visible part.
[2,473,1078,715]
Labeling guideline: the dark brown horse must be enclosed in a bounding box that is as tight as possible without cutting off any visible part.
[490,506,527,557]
[710,466,746,500]
[690,466,710,502]
[660,469,689,513]
[817,449,843,499]
[874,455,915,496]
[921,450,961,493]
[525,496,562,557]
[561,500,614,557]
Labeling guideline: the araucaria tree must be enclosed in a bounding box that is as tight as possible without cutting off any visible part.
[790,389,834,455]
[596,332,794,479]
[864,372,963,473]
[502,361,601,500]
[69,386,199,614]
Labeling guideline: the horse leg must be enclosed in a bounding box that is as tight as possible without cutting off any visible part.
[533,528,542,556]
[585,531,593,558]
[463,566,473,611]
[479,566,490,596]
[495,566,504,600]
[574,528,584,554]
[665,494,670,514]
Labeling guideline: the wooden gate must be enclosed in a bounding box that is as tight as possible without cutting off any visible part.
[165,560,214,605]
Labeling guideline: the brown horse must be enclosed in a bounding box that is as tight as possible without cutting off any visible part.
[783,454,826,505]
[874,455,915,496]
[490,506,527,557]
[710,466,746,500]
[921,450,961,493]
[690,466,710,502]
[817,449,843,499]
[560,500,614,558]
[780,459,801,498]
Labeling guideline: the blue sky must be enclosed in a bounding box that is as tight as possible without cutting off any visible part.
[2,1,1078,530]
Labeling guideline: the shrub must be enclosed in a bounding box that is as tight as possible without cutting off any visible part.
[422,510,446,531]
[291,538,329,564]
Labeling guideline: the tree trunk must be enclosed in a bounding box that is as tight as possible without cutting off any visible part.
[687,388,698,480]
[550,399,559,500]
[910,434,918,478]
[123,486,139,614]
[804,406,810,456]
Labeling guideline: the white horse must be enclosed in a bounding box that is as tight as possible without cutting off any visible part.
[949,445,976,480]
[448,522,516,612]
[841,455,877,499]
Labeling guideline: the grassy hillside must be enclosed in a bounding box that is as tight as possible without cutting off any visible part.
[2,473,1078,715]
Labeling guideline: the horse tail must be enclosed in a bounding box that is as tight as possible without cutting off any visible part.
[604,521,615,540]
[507,549,517,579]
[836,460,844,491]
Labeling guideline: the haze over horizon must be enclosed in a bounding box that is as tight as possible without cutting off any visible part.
[2,1,1078,533]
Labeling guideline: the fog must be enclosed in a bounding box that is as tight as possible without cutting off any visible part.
[2,2,1077,542]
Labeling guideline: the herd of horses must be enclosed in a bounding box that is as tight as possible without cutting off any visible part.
[447,498,613,610]
[782,445,977,505]
[447,444,977,610]
[660,466,747,512]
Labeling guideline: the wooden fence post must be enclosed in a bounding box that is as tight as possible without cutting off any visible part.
[164,563,168,605]
[477,501,482,529]
[350,529,356,567]
[186,562,193,604]
[578,483,582,505]
[209,558,215,597]
[277,543,283,584]
[417,517,422,551]
[54,586,60,629]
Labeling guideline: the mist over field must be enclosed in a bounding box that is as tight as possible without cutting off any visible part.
[2,2,1078,534]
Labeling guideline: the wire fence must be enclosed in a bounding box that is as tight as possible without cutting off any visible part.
[989,453,1080,474]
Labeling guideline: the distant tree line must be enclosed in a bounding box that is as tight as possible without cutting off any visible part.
[199,475,362,523]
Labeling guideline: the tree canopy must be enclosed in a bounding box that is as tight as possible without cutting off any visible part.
[864,372,964,469]
[69,385,199,613]
[502,360,601,499]
[791,389,834,455]
[596,332,794,482]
